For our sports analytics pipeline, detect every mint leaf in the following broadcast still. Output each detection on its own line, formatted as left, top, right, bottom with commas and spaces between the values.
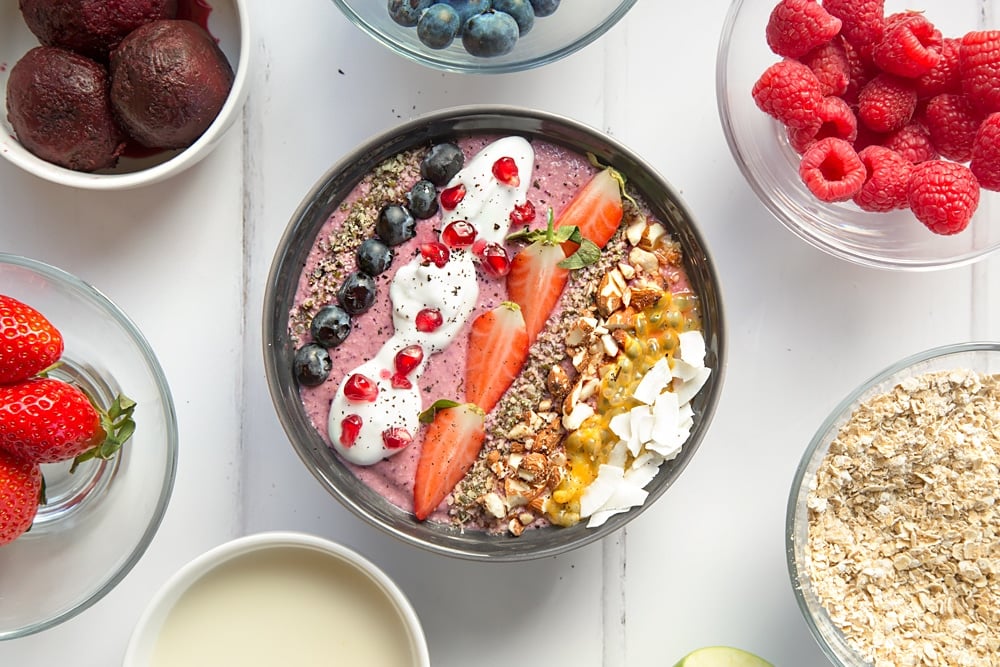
418, 399, 461, 424
558, 238, 602, 269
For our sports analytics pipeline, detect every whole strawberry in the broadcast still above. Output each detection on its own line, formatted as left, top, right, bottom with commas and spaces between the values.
0, 377, 135, 466
0, 448, 42, 547
0, 295, 64, 385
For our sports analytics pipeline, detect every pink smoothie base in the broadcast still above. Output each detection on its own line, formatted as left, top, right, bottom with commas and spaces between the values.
294, 135, 602, 521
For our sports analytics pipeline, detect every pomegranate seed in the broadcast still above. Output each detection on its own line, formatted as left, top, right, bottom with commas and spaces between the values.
382, 427, 412, 450
440, 183, 466, 210
492, 156, 520, 186
391, 374, 412, 389
343, 373, 378, 402
415, 308, 443, 332
477, 242, 510, 278
394, 344, 424, 375
339, 414, 363, 447
509, 200, 535, 225
419, 242, 450, 268
441, 220, 477, 248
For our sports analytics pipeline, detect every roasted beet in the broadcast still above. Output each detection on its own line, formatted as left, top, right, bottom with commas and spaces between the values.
109, 20, 234, 149
19, 0, 178, 61
6, 46, 127, 172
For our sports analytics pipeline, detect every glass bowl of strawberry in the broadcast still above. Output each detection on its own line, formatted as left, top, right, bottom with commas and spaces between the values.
719, 0, 1000, 269
264, 105, 725, 560
0, 253, 177, 639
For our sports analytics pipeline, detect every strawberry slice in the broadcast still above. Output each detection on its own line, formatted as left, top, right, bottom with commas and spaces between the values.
466, 302, 529, 413
554, 167, 625, 252
413, 401, 486, 521
506, 228, 569, 345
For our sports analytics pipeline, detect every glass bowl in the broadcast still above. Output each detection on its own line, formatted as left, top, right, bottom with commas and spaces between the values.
263, 105, 726, 561
787, 342, 1000, 666
330, 0, 637, 74
717, 0, 1000, 270
0, 253, 178, 640
0, 0, 250, 190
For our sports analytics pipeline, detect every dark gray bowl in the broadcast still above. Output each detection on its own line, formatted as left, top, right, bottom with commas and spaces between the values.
263, 105, 726, 561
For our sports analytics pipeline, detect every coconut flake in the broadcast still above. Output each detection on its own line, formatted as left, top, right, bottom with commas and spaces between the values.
678, 330, 706, 368
633, 357, 671, 405
675, 366, 711, 406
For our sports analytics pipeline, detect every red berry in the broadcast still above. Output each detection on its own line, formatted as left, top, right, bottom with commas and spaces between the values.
0, 295, 64, 385
788, 95, 858, 153
801, 39, 851, 97
872, 11, 942, 79
343, 373, 378, 402
922, 94, 982, 163
382, 427, 412, 450
0, 449, 40, 546
752, 59, 824, 131
441, 219, 477, 249
509, 200, 536, 225
907, 160, 980, 235
853, 145, 913, 212
492, 156, 520, 186
798, 137, 866, 202
393, 344, 424, 376
970, 112, 1000, 191
419, 241, 450, 268
440, 183, 466, 210
765, 0, 842, 59
415, 308, 443, 332
881, 122, 939, 163
822, 0, 885, 61
477, 242, 511, 278
340, 414, 362, 447
858, 74, 917, 133
840, 36, 876, 105
915, 37, 961, 98
960, 30, 1000, 114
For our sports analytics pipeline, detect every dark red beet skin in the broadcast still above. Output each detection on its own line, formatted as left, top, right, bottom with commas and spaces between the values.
109, 19, 234, 149
19, 0, 179, 61
6, 46, 127, 172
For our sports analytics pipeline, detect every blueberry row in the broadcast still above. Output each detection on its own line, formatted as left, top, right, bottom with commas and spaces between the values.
293, 143, 467, 386
388, 0, 560, 58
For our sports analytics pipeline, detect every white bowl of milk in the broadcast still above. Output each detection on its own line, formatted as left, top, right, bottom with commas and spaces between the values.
124, 531, 430, 666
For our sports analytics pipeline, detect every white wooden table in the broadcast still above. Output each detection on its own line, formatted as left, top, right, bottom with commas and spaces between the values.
2, 1, 995, 665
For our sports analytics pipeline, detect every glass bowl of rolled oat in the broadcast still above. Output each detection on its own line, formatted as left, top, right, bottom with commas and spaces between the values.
787, 342, 1000, 666
263, 105, 725, 560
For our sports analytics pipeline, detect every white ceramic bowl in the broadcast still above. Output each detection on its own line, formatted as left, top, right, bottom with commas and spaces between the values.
0, 0, 250, 190
718, 0, 1000, 270
124, 532, 430, 667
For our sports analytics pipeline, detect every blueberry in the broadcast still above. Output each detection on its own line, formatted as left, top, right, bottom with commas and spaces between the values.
293, 343, 332, 386
528, 0, 558, 17
462, 10, 519, 57
356, 238, 394, 275
417, 3, 461, 49
337, 271, 377, 315
407, 179, 439, 219
375, 204, 417, 246
492, 0, 534, 35
420, 143, 464, 186
310, 305, 352, 348
443, 0, 492, 34
388, 0, 433, 27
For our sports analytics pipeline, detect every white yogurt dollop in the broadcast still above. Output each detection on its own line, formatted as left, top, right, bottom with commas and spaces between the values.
329, 136, 534, 465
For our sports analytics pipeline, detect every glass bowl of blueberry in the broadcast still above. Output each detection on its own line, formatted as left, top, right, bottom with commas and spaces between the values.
331, 0, 637, 73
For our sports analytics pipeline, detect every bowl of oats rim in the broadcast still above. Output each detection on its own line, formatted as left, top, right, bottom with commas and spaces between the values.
787, 342, 1000, 666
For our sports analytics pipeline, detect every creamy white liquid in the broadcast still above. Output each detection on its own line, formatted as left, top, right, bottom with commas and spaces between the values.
149, 547, 419, 667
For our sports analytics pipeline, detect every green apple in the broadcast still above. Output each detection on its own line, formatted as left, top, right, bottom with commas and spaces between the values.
673, 646, 774, 667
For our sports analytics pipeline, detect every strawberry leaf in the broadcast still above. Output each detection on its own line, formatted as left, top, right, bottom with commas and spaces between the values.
70, 393, 137, 473
418, 399, 461, 424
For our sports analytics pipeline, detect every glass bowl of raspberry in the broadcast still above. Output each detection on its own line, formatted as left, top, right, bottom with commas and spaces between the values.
718, 0, 1000, 269
0, 253, 178, 639
330, 0, 636, 74
787, 342, 1000, 665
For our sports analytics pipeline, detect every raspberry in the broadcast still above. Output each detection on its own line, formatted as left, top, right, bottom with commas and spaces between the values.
970, 112, 1000, 191
822, 0, 885, 61
766, 0, 842, 59
881, 122, 939, 163
853, 145, 913, 212
798, 137, 866, 202
787, 95, 858, 153
907, 160, 980, 235
840, 36, 876, 105
921, 94, 982, 162
858, 74, 917, 133
872, 12, 942, 78
960, 30, 1000, 113
752, 59, 824, 130
800, 39, 851, 97
914, 37, 961, 98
